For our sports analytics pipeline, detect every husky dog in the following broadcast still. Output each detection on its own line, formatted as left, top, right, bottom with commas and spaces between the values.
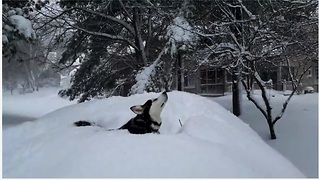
74, 91, 168, 134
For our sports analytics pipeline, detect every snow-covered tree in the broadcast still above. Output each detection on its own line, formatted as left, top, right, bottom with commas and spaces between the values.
188, 0, 318, 139
170, 0, 197, 88
2, 0, 64, 92
2, 1, 38, 92
45, 1, 184, 101
3, 3, 36, 59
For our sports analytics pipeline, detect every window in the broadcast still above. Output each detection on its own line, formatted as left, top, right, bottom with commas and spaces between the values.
200, 85, 207, 93
217, 69, 224, 83
200, 70, 206, 84
199, 68, 225, 94
226, 72, 232, 82
184, 71, 196, 87
281, 66, 296, 81
207, 70, 215, 84
307, 69, 312, 78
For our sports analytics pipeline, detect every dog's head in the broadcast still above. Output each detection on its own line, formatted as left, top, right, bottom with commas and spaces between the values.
130, 91, 168, 122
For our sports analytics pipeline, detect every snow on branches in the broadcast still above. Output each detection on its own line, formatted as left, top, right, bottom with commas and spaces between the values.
130, 48, 166, 95
130, 60, 159, 94
8, 15, 36, 40
3, 4, 36, 44
166, 16, 196, 56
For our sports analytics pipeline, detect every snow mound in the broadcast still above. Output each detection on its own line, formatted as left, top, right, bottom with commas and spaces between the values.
3, 91, 304, 178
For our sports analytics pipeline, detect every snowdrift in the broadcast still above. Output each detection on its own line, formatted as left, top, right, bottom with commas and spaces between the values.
2, 87, 76, 118
3, 91, 304, 178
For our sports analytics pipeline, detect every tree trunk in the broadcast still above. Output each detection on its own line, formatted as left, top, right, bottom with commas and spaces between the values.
232, 69, 241, 116
21, 83, 25, 92
10, 86, 13, 95
267, 118, 277, 139
181, 55, 184, 92
133, 7, 147, 67
177, 51, 182, 91
23, 60, 35, 91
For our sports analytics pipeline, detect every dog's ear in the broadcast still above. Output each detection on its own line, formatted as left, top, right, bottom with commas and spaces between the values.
130, 100, 152, 115
130, 105, 144, 115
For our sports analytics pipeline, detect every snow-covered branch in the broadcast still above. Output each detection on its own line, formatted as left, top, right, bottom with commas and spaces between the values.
166, 16, 197, 56
241, 79, 268, 120
130, 47, 167, 94
272, 60, 313, 125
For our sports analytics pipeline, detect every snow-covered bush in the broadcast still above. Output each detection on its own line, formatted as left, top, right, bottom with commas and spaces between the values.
304, 86, 314, 94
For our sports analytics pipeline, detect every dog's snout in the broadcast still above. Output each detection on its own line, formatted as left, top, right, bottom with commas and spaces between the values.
162, 91, 167, 96
162, 91, 168, 100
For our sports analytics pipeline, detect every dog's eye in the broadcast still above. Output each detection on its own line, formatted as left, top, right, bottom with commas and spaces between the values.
160, 103, 165, 107
152, 98, 158, 102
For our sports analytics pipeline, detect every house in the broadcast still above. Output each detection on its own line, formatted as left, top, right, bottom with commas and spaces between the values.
183, 67, 230, 96
182, 59, 318, 96
264, 58, 319, 93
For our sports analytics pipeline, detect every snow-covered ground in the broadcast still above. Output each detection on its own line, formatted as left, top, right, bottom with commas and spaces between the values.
2, 89, 304, 178
212, 90, 318, 178
2, 87, 76, 119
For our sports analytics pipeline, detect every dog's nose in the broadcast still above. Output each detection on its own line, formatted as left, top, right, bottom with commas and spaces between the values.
162, 91, 168, 99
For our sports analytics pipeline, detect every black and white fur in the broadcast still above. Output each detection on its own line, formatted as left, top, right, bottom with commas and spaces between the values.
74, 91, 168, 134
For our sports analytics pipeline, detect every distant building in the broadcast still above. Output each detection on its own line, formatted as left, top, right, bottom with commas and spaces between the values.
181, 59, 318, 96
183, 67, 229, 96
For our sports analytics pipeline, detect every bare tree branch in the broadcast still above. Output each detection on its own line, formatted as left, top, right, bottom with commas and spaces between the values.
74, 7, 135, 35
64, 20, 139, 51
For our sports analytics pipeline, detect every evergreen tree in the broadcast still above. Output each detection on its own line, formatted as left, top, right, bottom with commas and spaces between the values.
2, 0, 48, 91
55, 0, 185, 102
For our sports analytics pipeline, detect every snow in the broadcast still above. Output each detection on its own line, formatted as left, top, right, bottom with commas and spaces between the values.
4, 24, 14, 32
9, 15, 36, 40
130, 49, 165, 94
130, 62, 158, 94
216, 42, 237, 51
212, 90, 318, 178
166, 16, 196, 55
7, 10, 16, 16
304, 86, 314, 91
167, 16, 194, 43
3, 90, 304, 178
15, 8, 23, 15
2, 87, 76, 119
254, 71, 266, 85
2, 35, 9, 43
